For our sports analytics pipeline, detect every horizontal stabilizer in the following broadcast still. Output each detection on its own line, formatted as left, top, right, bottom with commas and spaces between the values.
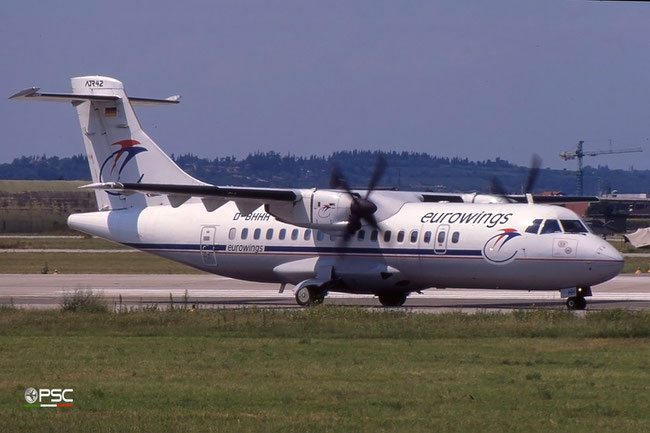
9, 87, 180, 106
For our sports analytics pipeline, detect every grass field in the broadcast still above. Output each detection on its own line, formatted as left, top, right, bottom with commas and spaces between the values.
623, 256, 650, 273
0, 236, 127, 250
0, 180, 88, 193
0, 308, 647, 432
0, 251, 205, 274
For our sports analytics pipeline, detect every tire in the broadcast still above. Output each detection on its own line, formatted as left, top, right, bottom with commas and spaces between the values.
296, 285, 324, 307
312, 293, 326, 305
295, 286, 313, 306
377, 292, 408, 307
566, 296, 586, 311
566, 297, 577, 310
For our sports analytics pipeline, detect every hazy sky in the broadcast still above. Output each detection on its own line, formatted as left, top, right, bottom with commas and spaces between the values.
3, 0, 650, 170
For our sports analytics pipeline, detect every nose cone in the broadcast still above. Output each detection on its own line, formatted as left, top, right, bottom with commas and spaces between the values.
594, 240, 625, 280
595, 241, 624, 262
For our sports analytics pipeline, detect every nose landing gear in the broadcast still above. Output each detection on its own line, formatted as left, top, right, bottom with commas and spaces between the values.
562, 286, 591, 310
566, 296, 587, 310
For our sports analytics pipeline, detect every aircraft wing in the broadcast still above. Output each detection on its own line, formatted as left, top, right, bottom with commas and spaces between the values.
421, 192, 598, 204
81, 182, 299, 202
503, 195, 599, 204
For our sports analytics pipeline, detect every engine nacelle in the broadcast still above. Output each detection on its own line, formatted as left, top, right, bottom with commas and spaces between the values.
265, 189, 352, 232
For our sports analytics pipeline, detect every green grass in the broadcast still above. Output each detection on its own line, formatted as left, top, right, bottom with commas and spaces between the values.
0, 308, 647, 432
0, 251, 206, 274
0, 236, 127, 250
623, 256, 650, 273
0, 180, 88, 193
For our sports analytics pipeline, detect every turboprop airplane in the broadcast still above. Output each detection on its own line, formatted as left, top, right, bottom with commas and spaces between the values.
10, 76, 624, 310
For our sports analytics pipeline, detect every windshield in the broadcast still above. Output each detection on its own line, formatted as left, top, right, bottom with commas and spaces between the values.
540, 219, 562, 234
560, 219, 589, 233
525, 219, 543, 234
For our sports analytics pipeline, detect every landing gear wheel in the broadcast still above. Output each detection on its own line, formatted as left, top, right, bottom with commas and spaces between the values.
295, 286, 312, 306
295, 286, 325, 307
312, 293, 326, 305
377, 292, 408, 307
566, 296, 587, 311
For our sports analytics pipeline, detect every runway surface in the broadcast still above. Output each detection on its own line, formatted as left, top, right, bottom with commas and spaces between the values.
1, 273, 649, 311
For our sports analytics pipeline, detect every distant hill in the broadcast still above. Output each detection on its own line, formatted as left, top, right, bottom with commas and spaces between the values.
1, 151, 648, 195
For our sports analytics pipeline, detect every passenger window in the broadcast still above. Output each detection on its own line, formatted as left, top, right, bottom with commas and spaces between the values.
316, 231, 325, 241
357, 230, 365, 241
241, 228, 249, 240
291, 229, 299, 241
228, 228, 236, 240
560, 220, 588, 233
397, 231, 405, 243
384, 231, 392, 242
451, 232, 460, 243
541, 219, 562, 234
525, 219, 543, 234
304, 229, 312, 241
254, 228, 261, 240
423, 231, 432, 243
266, 228, 273, 240
410, 230, 418, 243
437, 231, 446, 243
279, 229, 286, 240
370, 230, 378, 242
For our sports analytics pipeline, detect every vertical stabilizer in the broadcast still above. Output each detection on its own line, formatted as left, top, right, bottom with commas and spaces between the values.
69, 76, 205, 210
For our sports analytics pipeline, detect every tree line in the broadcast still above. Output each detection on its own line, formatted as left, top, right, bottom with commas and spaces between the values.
1, 151, 648, 195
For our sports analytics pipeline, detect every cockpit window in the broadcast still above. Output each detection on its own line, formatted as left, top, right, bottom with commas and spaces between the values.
525, 219, 543, 234
560, 219, 588, 233
540, 219, 562, 234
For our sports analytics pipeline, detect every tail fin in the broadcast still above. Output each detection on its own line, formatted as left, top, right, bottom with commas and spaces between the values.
11, 75, 205, 210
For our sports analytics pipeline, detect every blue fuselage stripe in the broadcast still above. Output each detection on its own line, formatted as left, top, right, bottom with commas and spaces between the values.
124, 242, 483, 257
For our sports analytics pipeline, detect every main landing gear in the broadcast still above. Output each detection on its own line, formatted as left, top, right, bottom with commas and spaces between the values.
377, 292, 408, 307
295, 285, 326, 307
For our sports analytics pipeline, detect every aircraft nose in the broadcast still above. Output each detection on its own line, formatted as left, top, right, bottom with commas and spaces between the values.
595, 241, 624, 262
593, 240, 625, 279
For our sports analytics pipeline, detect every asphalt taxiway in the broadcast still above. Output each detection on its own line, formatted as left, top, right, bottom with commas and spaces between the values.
0, 273, 648, 311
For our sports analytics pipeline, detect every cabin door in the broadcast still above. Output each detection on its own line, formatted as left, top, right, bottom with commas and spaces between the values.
200, 226, 217, 266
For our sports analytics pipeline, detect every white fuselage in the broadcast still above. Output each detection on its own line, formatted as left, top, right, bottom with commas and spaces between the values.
68, 198, 624, 294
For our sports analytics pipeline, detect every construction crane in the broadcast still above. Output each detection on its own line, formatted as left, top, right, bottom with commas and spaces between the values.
560, 140, 643, 195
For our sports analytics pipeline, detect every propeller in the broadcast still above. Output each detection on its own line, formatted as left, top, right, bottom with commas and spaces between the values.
330, 155, 387, 239
524, 153, 542, 194
489, 153, 542, 200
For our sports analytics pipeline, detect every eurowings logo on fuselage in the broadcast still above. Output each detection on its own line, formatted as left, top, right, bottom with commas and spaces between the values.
99, 140, 147, 182
482, 228, 522, 264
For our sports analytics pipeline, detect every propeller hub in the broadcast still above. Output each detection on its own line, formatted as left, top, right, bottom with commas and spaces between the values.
350, 198, 377, 218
